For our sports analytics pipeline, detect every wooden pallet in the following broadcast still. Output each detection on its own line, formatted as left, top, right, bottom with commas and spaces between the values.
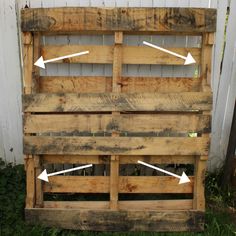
21, 7, 216, 232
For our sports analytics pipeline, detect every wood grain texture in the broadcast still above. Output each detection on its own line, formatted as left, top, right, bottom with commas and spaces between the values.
39, 76, 201, 93
24, 136, 210, 155
43, 176, 193, 193
41, 45, 200, 65
25, 208, 204, 231
24, 114, 211, 134
44, 199, 193, 210
25, 157, 35, 208
42, 155, 196, 165
23, 92, 212, 112
21, 7, 216, 33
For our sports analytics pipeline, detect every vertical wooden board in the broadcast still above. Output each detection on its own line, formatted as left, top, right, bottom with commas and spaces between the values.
34, 155, 43, 207
110, 31, 123, 209
193, 157, 206, 211
25, 156, 35, 208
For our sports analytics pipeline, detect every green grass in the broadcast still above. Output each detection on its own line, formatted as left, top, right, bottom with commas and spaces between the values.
0, 160, 236, 236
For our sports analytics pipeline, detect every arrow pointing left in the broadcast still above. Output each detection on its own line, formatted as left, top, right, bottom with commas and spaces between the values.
38, 164, 93, 182
34, 50, 89, 69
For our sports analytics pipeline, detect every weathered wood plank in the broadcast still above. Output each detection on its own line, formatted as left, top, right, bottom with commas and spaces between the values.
193, 157, 206, 211
110, 32, 123, 210
39, 76, 201, 93
21, 7, 216, 33
24, 114, 211, 134
42, 155, 195, 165
41, 45, 200, 65
23, 92, 212, 112
43, 176, 193, 193
25, 208, 204, 231
44, 199, 193, 210
39, 76, 112, 93
24, 136, 210, 155
25, 156, 35, 208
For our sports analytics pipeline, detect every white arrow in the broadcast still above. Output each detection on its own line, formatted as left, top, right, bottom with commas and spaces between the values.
137, 160, 190, 184
37, 164, 93, 182
34, 50, 89, 69
143, 41, 196, 65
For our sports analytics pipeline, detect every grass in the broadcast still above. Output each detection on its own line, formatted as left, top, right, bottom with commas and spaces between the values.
0, 159, 236, 236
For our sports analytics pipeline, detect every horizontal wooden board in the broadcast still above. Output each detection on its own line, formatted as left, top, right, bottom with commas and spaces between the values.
21, 7, 216, 33
25, 208, 204, 231
43, 176, 193, 193
41, 45, 200, 65
39, 76, 202, 93
44, 199, 193, 210
23, 92, 212, 112
24, 136, 209, 155
24, 114, 211, 134
42, 155, 196, 164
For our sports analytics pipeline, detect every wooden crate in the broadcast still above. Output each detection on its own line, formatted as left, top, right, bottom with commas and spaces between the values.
21, 7, 216, 232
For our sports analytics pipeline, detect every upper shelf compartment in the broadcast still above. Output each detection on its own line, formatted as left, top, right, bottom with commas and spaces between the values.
21, 7, 217, 34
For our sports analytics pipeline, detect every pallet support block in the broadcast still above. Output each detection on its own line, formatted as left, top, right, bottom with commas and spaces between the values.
21, 7, 216, 232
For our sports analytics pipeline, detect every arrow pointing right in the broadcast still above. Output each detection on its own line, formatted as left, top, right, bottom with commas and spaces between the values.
143, 41, 196, 65
137, 160, 190, 184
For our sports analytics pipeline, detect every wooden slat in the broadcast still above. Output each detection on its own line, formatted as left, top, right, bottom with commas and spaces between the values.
24, 136, 210, 155
42, 45, 112, 64
25, 208, 204, 231
41, 45, 200, 65
193, 157, 206, 211
110, 32, 123, 210
21, 7, 216, 33
34, 155, 43, 207
24, 114, 211, 134
23, 92, 212, 112
43, 176, 109, 193
43, 176, 193, 193
39, 76, 112, 93
42, 155, 195, 165
44, 199, 193, 210
39, 76, 201, 93
25, 156, 35, 208
119, 176, 193, 193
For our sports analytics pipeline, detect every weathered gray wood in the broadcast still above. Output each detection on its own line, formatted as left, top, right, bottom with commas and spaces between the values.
25, 208, 204, 231
24, 113, 211, 134
21, 7, 216, 33
23, 136, 210, 155
23, 92, 212, 112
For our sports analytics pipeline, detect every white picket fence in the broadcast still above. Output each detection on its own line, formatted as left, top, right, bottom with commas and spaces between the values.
0, 0, 235, 171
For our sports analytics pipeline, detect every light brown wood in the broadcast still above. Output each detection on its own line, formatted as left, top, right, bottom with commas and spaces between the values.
25, 156, 35, 208
42, 155, 195, 164
43, 176, 193, 193
39, 76, 112, 93
24, 136, 210, 155
21, 7, 216, 34
44, 199, 193, 210
22, 32, 33, 94
24, 114, 211, 134
41, 45, 200, 65
110, 32, 123, 209
32, 32, 40, 93
193, 157, 206, 211
39, 76, 201, 93
23, 92, 212, 112
201, 33, 214, 90
34, 155, 43, 207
